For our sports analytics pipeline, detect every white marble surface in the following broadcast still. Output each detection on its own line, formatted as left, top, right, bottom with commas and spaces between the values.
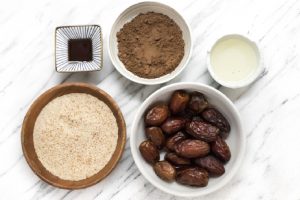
1, 0, 300, 199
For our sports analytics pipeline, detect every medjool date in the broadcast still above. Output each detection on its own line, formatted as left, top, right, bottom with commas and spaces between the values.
169, 90, 190, 114
211, 136, 231, 162
174, 139, 210, 158
188, 92, 208, 113
139, 140, 159, 164
186, 120, 219, 142
144, 104, 169, 126
194, 155, 225, 176
161, 117, 186, 135
165, 131, 187, 151
176, 167, 209, 187
202, 108, 231, 133
145, 127, 165, 149
154, 161, 176, 182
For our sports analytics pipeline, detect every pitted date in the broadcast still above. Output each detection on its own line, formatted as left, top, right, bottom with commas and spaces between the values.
188, 92, 208, 114
174, 139, 210, 158
186, 120, 219, 142
176, 167, 209, 187
202, 108, 231, 133
211, 136, 231, 162
194, 155, 225, 176
145, 127, 165, 149
161, 117, 186, 135
139, 140, 159, 165
154, 161, 176, 182
144, 104, 169, 126
165, 131, 187, 151
169, 90, 190, 114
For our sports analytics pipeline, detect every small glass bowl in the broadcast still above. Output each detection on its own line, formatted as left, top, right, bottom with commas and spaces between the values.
55, 25, 103, 72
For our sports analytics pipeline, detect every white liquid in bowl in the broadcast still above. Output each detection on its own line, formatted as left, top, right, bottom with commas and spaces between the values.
210, 36, 259, 82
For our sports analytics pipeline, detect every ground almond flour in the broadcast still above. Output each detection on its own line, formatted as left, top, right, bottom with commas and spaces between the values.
33, 93, 118, 181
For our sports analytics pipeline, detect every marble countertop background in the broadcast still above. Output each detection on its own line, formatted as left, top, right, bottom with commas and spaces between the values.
1, 0, 300, 199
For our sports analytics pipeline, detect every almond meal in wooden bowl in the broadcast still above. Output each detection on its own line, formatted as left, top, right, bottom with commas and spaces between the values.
21, 83, 126, 189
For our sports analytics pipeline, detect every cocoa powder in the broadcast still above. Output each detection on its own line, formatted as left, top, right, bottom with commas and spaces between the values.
117, 12, 185, 79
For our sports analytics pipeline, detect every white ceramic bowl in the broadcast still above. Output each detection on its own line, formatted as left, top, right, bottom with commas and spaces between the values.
207, 34, 264, 88
108, 1, 192, 85
130, 82, 245, 197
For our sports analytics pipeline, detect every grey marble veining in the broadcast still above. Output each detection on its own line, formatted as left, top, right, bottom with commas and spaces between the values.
0, 0, 300, 199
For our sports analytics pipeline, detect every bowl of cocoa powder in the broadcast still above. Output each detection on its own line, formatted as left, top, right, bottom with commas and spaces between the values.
108, 2, 192, 85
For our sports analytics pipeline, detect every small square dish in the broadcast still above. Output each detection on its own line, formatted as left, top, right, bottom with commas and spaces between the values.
55, 25, 103, 72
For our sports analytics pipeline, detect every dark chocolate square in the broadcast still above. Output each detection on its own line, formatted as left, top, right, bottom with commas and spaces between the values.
68, 39, 93, 61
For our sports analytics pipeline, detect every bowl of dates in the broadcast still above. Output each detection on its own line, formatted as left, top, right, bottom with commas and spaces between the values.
130, 82, 245, 197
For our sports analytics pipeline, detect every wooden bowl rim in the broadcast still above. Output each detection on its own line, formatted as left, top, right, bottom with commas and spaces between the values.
21, 82, 126, 189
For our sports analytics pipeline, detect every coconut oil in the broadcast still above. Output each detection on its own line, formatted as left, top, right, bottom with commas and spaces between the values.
210, 36, 259, 82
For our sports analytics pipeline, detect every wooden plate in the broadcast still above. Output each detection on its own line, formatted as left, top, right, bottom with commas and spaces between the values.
21, 82, 126, 189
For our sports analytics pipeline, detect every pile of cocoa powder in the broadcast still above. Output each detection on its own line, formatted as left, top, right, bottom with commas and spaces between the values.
117, 12, 185, 79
